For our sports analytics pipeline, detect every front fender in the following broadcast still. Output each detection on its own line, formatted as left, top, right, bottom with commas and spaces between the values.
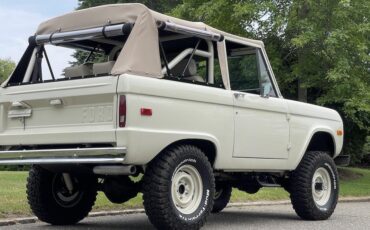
291, 126, 342, 169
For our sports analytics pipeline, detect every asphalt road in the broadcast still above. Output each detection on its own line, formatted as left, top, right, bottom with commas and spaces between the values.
4, 201, 370, 230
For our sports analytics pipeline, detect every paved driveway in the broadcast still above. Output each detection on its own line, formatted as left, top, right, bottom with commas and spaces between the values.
4, 201, 370, 230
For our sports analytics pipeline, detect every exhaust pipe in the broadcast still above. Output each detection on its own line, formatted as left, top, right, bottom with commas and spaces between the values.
93, 165, 137, 176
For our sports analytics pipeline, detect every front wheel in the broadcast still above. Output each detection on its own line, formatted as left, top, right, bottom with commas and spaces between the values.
289, 151, 339, 220
143, 145, 215, 230
27, 166, 98, 225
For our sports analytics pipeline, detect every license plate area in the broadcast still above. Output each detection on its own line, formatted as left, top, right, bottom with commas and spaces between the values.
8, 108, 32, 119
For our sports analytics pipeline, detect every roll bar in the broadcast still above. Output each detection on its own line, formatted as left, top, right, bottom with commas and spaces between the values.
31, 23, 133, 45
157, 21, 224, 42
31, 21, 223, 45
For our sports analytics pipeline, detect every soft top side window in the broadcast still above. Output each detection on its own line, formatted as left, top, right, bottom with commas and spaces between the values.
158, 32, 224, 88
226, 40, 277, 97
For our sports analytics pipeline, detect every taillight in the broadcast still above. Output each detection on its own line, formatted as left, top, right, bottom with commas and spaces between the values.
119, 95, 126, 127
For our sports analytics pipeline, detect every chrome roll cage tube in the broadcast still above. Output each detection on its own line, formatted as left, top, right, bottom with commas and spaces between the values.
158, 21, 220, 83
30, 23, 134, 46
161, 44, 214, 83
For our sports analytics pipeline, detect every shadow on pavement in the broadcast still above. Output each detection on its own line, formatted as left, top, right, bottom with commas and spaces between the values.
29, 210, 300, 230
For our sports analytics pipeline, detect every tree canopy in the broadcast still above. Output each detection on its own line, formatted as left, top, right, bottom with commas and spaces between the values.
0, 58, 15, 84
77, 0, 370, 163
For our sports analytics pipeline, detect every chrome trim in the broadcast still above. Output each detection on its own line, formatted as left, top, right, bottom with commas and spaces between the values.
0, 147, 126, 165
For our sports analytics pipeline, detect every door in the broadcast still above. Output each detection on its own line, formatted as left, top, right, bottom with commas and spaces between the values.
233, 93, 289, 159
226, 42, 289, 159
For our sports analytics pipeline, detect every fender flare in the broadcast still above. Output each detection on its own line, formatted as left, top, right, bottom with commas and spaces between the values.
293, 127, 337, 169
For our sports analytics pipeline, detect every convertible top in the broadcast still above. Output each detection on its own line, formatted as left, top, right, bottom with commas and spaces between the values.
35, 4, 263, 79
36, 3, 262, 46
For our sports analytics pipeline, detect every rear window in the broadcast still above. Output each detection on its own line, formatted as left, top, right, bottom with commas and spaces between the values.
6, 24, 130, 86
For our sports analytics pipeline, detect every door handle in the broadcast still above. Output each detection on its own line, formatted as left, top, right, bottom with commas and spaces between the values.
234, 93, 245, 99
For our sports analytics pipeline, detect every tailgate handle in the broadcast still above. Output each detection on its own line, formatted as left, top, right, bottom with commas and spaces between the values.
8, 101, 32, 118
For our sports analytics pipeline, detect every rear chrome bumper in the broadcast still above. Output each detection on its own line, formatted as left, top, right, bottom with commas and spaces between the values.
0, 147, 126, 165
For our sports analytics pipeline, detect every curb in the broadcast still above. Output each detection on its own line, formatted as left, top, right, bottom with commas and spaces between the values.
227, 196, 370, 208
0, 209, 145, 227
1, 197, 369, 227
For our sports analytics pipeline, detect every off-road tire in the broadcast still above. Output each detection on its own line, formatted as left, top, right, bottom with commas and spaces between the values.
289, 151, 339, 220
143, 145, 215, 230
27, 166, 98, 225
212, 183, 232, 213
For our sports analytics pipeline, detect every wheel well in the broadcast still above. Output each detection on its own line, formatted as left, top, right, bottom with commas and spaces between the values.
306, 132, 335, 156
160, 139, 217, 166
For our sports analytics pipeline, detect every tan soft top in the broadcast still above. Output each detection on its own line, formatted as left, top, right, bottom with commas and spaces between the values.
36, 3, 262, 45
36, 3, 263, 84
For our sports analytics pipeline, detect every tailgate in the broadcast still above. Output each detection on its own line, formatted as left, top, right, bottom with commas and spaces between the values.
0, 76, 118, 146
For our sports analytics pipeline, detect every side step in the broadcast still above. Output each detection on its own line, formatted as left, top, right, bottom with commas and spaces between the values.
0, 147, 126, 165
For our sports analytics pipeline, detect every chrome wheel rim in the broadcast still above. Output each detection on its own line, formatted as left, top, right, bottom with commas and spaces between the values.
312, 167, 332, 206
171, 165, 203, 215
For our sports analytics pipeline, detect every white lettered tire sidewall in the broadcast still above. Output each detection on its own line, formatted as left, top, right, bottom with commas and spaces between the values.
312, 162, 338, 211
290, 151, 339, 220
170, 157, 213, 223
143, 145, 215, 230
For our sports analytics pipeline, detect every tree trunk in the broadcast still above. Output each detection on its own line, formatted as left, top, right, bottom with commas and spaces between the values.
298, 77, 307, 102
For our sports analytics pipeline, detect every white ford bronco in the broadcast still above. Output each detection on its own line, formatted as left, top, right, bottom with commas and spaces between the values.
0, 4, 344, 230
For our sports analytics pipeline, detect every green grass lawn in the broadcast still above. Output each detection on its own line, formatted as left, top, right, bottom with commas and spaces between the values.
0, 167, 369, 219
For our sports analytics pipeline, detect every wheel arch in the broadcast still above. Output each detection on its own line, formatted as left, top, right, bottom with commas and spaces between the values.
292, 128, 337, 170
157, 139, 218, 166
306, 131, 336, 157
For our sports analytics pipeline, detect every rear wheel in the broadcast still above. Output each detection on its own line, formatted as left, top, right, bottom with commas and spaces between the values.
289, 151, 339, 220
27, 166, 97, 225
212, 183, 232, 213
143, 145, 215, 230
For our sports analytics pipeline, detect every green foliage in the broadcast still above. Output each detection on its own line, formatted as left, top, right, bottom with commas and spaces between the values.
70, 50, 107, 66
0, 165, 30, 171
364, 137, 370, 155
172, 0, 370, 164
284, 0, 370, 164
229, 54, 259, 92
0, 58, 15, 84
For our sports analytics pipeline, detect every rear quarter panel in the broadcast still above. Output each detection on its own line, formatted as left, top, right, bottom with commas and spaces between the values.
116, 74, 235, 166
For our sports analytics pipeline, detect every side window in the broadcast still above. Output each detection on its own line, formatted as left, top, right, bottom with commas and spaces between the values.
257, 51, 276, 97
228, 51, 259, 93
227, 41, 276, 97
159, 36, 224, 88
